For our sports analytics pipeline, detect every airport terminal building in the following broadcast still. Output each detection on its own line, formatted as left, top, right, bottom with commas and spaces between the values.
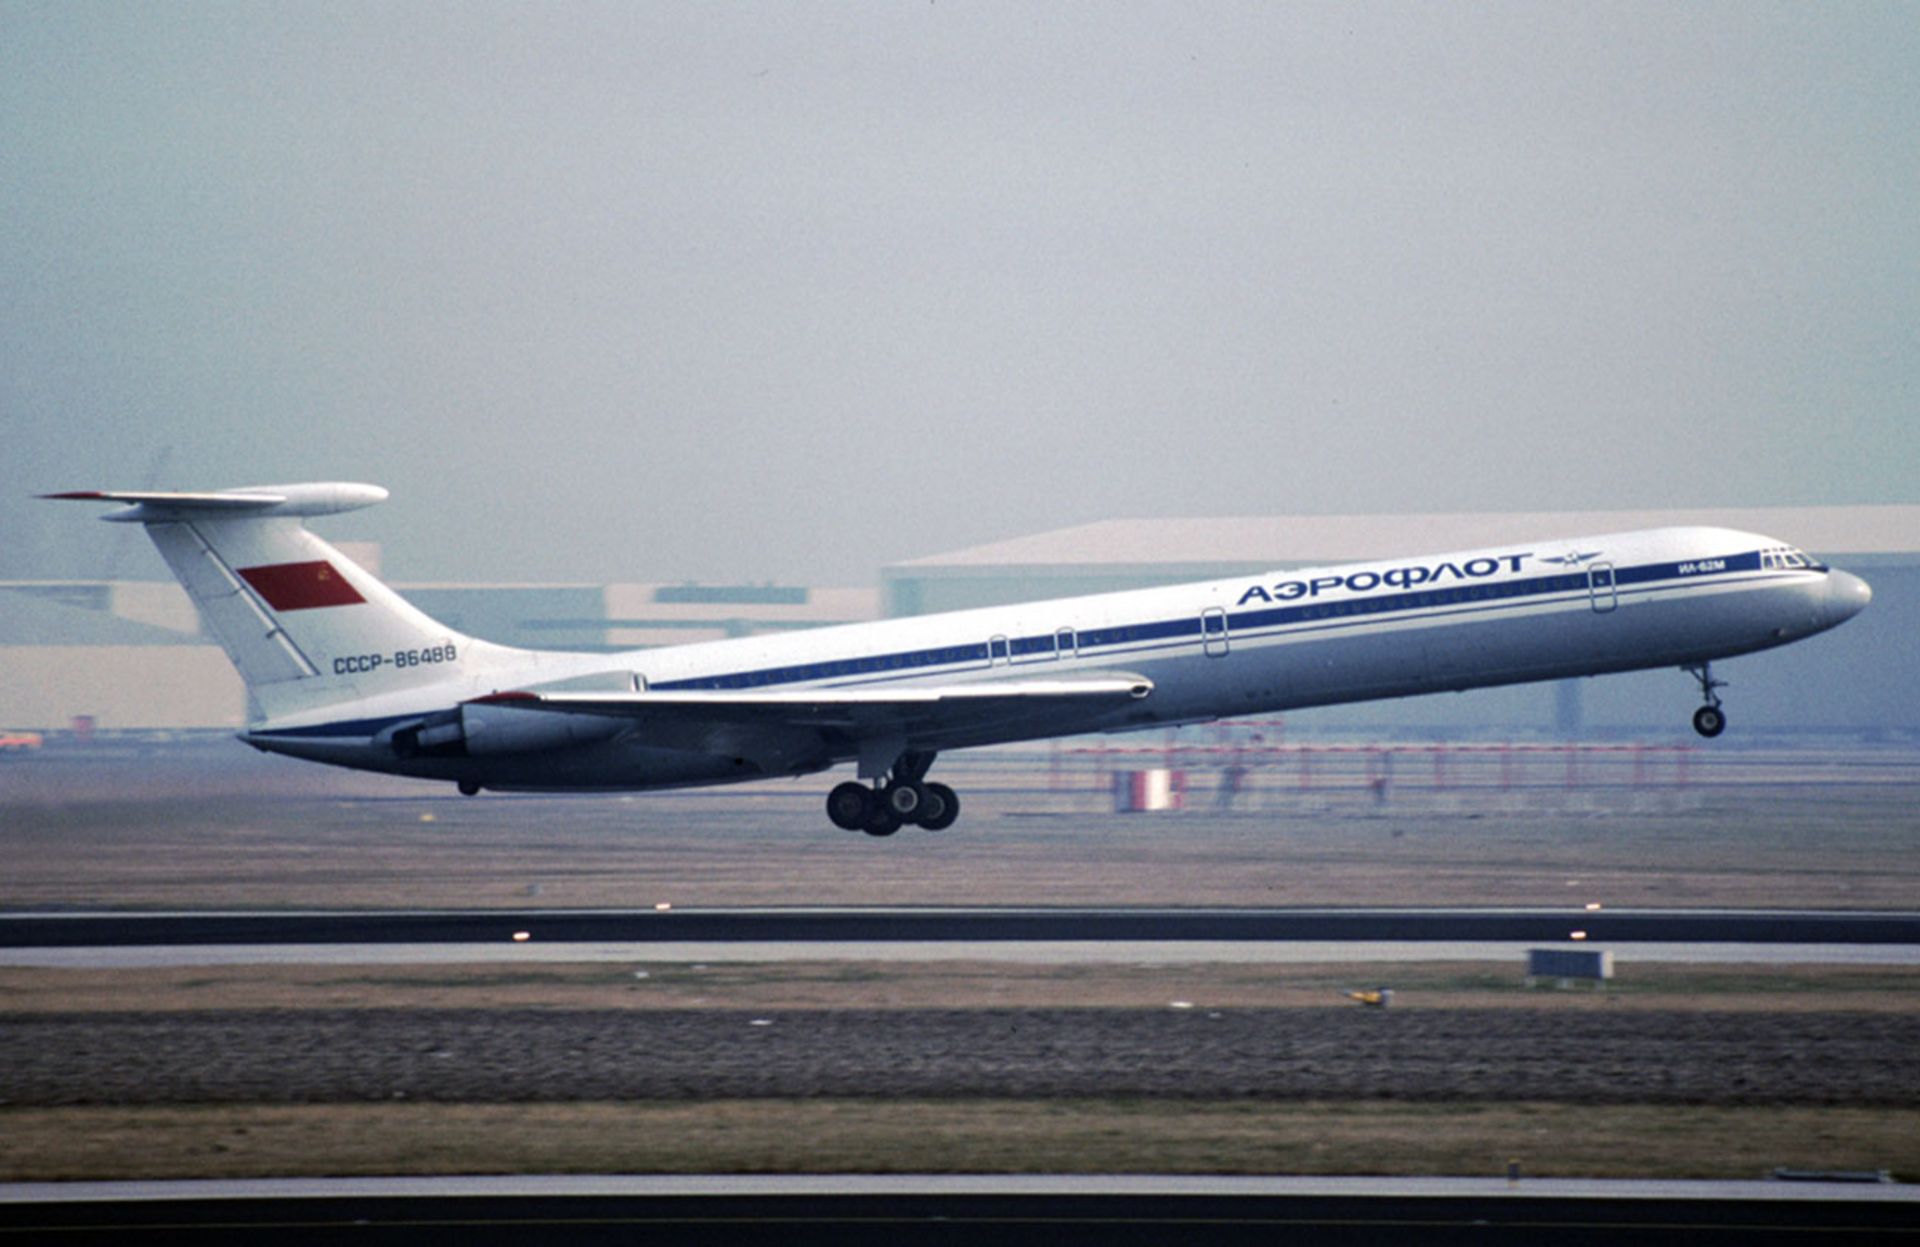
5, 506, 1915, 738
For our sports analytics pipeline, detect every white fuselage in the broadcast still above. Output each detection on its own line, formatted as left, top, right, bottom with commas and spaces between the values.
245, 525, 1871, 791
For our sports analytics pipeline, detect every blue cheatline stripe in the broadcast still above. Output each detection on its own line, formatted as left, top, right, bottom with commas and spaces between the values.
651, 552, 1779, 693
261, 552, 1792, 736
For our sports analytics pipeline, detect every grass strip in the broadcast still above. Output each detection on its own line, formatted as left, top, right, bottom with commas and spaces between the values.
7, 962, 1919, 1014
4, 1101, 1914, 1183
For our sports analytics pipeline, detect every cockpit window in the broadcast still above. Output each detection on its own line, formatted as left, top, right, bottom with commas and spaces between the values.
1761, 546, 1828, 572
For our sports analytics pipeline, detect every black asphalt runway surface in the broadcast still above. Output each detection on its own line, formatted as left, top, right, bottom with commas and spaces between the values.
5, 906, 1919, 948
5, 1179, 1917, 1246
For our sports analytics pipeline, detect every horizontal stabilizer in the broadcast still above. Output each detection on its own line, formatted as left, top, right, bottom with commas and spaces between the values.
41, 483, 387, 522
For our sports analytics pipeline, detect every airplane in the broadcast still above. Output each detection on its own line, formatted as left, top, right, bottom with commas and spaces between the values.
46, 482, 1872, 835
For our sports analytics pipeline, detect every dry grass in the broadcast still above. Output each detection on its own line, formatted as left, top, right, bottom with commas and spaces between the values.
2, 1101, 1914, 1182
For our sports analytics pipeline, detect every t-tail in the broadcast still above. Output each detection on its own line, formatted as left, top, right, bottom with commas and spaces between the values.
42, 484, 509, 722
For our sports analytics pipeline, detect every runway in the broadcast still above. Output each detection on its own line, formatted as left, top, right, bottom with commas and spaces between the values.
6, 909, 1916, 1240
3, 1175, 1916, 1245
5, 906, 1918, 968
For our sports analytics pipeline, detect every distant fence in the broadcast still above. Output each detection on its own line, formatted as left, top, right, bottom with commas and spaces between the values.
945, 729, 1920, 813
1054, 740, 1699, 797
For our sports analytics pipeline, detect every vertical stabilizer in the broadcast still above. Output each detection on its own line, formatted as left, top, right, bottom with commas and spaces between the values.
43, 484, 501, 721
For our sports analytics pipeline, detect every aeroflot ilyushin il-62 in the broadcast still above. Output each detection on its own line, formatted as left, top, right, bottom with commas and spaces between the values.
48, 483, 1871, 836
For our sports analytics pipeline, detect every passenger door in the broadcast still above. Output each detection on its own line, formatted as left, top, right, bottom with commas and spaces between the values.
1587, 563, 1617, 613
1201, 607, 1230, 657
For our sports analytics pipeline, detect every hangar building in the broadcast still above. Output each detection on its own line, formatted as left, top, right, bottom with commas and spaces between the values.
0, 575, 877, 730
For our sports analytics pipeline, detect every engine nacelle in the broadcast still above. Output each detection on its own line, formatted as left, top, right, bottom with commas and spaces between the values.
460, 701, 622, 756
390, 701, 621, 758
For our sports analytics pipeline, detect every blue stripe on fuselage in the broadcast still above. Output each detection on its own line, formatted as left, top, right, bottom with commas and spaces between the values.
651, 552, 1777, 692
259, 552, 1790, 736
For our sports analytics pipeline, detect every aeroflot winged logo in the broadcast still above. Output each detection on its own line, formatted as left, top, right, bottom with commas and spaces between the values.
1236, 552, 1535, 606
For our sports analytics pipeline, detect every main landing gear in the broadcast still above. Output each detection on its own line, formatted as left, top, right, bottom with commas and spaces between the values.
1684, 662, 1728, 738
826, 750, 960, 836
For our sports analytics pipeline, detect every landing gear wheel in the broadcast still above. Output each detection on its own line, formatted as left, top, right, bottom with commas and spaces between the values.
1683, 663, 1729, 740
917, 782, 960, 831
827, 781, 872, 831
827, 749, 951, 836
884, 782, 926, 819
862, 802, 904, 837
457, 779, 480, 797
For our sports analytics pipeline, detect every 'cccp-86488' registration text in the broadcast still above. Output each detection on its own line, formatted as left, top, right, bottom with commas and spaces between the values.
333, 644, 458, 675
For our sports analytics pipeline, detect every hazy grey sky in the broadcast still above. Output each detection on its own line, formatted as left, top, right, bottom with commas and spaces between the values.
5, 2, 1916, 585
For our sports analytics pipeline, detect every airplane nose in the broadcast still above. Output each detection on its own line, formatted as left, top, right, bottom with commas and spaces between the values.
1824, 570, 1872, 626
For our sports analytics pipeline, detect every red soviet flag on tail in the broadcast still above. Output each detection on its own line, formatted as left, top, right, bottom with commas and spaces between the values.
238, 561, 367, 611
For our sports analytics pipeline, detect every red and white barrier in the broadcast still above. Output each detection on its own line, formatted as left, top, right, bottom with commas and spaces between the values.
1113, 768, 1185, 812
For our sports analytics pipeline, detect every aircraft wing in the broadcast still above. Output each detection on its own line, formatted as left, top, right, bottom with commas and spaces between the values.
467, 675, 1155, 773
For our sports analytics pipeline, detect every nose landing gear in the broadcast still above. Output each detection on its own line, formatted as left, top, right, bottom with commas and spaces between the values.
825, 750, 960, 835
1684, 663, 1728, 738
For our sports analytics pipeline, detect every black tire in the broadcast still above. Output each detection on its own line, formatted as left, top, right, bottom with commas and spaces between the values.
1693, 705, 1727, 738
827, 781, 872, 831
917, 782, 960, 831
457, 779, 481, 797
863, 803, 904, 837
885, 782, 926, 818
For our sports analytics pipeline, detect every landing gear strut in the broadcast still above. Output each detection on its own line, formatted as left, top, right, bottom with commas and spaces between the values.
1684, 663, 1727, 738
825, 750, 960, 836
